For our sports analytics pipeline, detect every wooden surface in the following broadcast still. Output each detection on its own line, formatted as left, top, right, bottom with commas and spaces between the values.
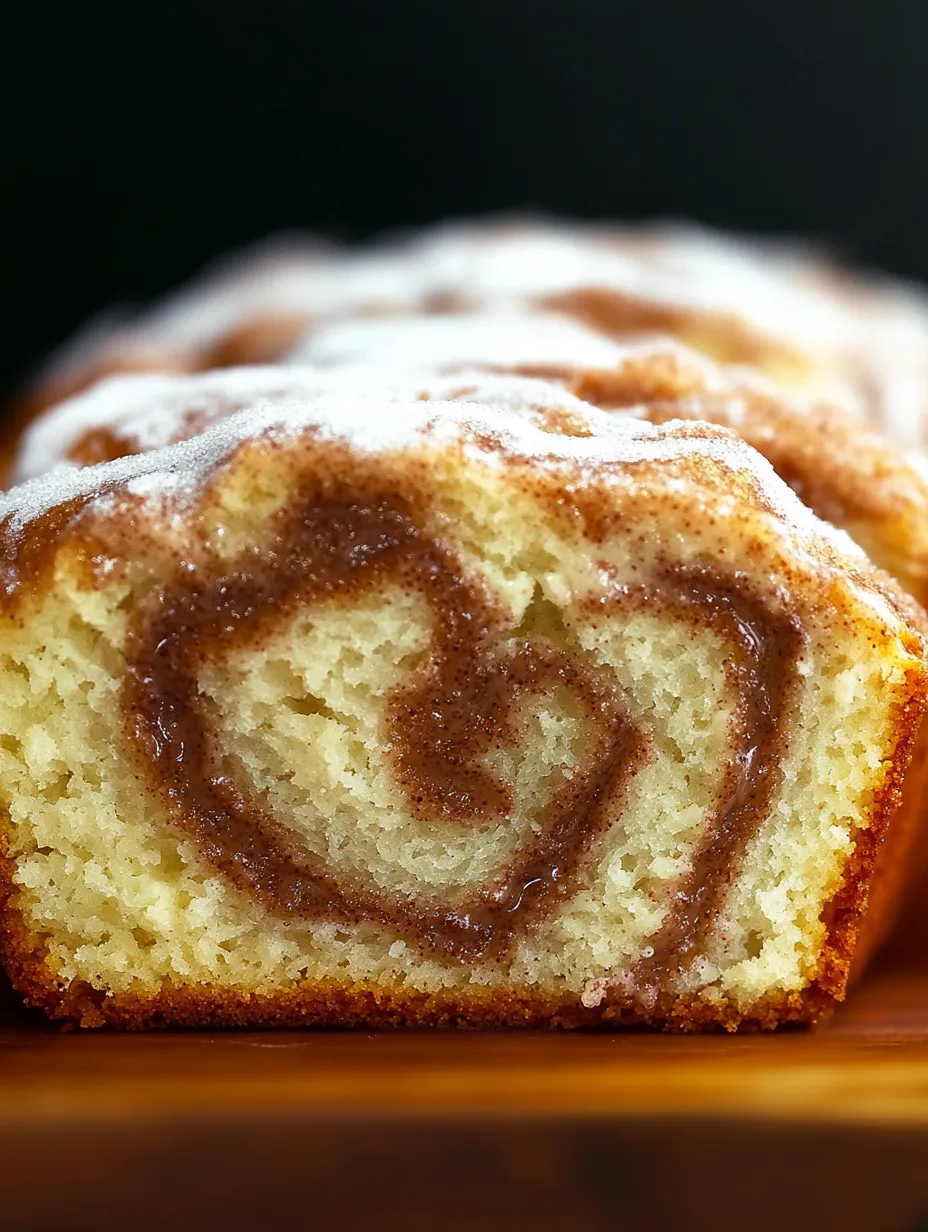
3, 931, 928, 1230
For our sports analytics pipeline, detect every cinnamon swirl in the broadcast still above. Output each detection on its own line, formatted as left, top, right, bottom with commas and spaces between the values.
0, 385, 923, 1029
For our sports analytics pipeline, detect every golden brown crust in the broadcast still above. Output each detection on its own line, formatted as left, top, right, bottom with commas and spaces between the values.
8, 350, 196, 432
2, 312, 311, 488
837, 677, 928, 976
539, 288, 809, 375
199, 311, 316, 369
13, 314, 310, 424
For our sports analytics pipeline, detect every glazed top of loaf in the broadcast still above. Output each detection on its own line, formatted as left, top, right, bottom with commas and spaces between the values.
15, 329, 928, 594
15, 327, 716, 481
60, 219, 928, 356
30, 220, 928, 440
2, 376, 922, 642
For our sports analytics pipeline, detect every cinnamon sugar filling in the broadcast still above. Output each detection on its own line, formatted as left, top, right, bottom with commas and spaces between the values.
108, 476, 804, 992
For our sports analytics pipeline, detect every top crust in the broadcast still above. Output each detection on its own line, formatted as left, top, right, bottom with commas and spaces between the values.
2, 382, 920, 643
13, 328, 928, 609
19, 218, 928, 447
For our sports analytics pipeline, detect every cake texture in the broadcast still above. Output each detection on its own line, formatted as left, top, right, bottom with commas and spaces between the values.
0, 383, 925, 1030
17, 218, 928, 448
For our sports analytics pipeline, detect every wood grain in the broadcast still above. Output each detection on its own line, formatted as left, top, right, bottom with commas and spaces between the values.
2, 966, 928, 1126
3, 946, 928, 1231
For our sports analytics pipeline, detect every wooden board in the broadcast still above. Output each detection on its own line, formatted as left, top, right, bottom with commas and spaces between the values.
4, 927, 928, 1232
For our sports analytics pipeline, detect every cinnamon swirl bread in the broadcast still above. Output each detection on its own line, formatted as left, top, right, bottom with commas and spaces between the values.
0, 386, 924, 1030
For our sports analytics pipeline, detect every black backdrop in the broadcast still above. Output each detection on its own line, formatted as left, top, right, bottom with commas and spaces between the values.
6, 0, 928, 397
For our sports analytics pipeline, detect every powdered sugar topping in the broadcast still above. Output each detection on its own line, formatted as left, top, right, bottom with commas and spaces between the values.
28, 218, 928, 454
15, 325, 739, 484
1, 379, 864, 577
289, 310, 678, 372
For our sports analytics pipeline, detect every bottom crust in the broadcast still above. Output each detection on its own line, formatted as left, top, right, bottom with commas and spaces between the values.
0, 939, 834, 1033
0, 864, 867, 1034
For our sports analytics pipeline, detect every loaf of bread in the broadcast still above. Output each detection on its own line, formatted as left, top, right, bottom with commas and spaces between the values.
0, 378, 924, 1029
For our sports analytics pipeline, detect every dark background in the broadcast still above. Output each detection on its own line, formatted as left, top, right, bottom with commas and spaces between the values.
6, 0, 928, 397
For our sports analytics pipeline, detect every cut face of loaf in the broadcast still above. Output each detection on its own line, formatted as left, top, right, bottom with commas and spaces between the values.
0, 393, 924, 1030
